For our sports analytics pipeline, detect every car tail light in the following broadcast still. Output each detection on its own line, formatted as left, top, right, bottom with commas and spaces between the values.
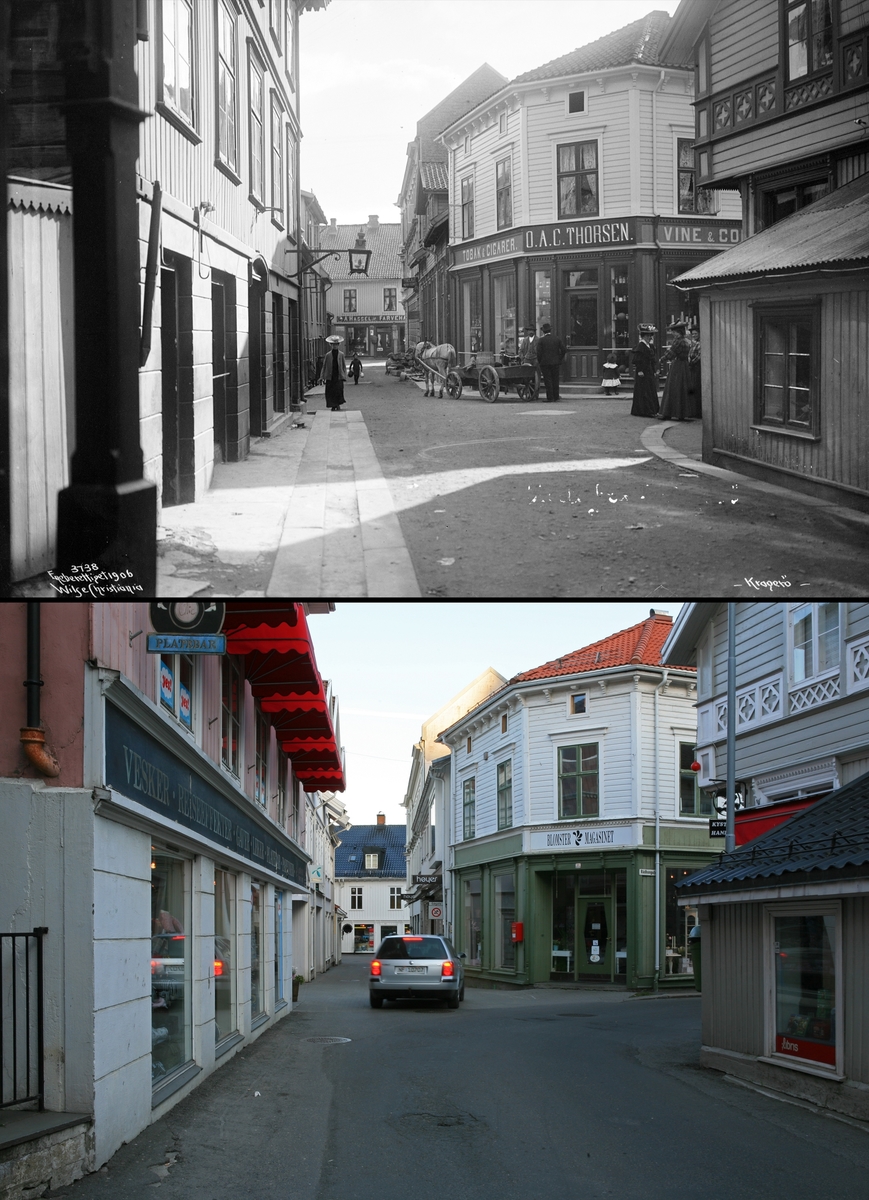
441, 961, 454, 977
371, 960, 382, 977
214, 960, 224, 977
403, 936, 423, 941
150, 960, 158, 975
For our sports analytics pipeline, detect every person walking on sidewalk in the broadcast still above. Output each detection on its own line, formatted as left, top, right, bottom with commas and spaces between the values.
535, 323, 566, 402
349, 352, 363, 385
321, 335, 347, 410
630, 324, 659, 417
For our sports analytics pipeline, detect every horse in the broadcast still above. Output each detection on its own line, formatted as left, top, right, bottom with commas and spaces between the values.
414, 341, 457, 398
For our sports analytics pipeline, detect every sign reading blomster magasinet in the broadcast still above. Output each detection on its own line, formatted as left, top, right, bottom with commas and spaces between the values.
528, 825, 635, 851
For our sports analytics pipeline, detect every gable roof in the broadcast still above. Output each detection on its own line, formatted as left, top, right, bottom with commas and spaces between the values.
678, 771, 869, 895
319, 220, 402, 281
508, 610, 689, 684
417, 63, 508, 157
512, 10, 681, 84
334, 824, 406, 878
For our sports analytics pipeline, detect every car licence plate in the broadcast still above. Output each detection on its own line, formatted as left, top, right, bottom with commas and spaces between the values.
395, 965, 426, 974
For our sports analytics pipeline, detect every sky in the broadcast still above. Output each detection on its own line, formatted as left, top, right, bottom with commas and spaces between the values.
308, 601, 687, 827
299, 0, 682, 225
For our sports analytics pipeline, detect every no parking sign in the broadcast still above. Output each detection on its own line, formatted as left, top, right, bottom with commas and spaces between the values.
428, 903, 444, 921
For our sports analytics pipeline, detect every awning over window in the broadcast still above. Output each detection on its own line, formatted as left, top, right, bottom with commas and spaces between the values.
224, 604, 345, 792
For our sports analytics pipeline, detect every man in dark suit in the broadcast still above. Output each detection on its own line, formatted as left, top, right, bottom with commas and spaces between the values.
535, 323, 566, 401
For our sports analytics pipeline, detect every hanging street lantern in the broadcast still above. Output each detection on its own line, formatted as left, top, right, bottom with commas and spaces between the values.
348, 228, 372, 276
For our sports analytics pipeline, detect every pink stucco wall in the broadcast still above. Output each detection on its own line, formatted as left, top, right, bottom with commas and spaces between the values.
0, 602, 89, 786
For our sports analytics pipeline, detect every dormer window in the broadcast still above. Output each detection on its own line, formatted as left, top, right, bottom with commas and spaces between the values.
364, 852, 380, 869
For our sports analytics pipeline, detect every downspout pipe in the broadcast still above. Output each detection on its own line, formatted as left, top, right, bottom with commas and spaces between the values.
20, 602, 61, 777
726, 603, 737, 853
653, 667, 669, 991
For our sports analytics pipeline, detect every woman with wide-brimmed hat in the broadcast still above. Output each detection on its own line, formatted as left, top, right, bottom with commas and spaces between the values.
658, 320, 693, 421
630, 324, 659, 416
321, 335, 347, 410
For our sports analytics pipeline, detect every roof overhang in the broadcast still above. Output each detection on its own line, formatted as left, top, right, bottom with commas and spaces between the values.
224, 603, 345, 791
660, 602, 719, 665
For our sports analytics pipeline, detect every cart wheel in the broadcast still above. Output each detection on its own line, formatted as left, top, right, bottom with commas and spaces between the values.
479, 365, 500, 403
516, 380, 535, 401
446, 370, 463, 400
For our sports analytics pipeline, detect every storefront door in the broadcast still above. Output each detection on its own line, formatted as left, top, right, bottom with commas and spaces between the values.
562, 268, 600, 380
577, 896, 612, 977
551, 871, 622, 981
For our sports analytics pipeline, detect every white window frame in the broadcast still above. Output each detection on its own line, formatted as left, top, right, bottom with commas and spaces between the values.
158, 652, 198, 737
565, 87, 587, 118
364, 852, 379, 869
497, 758, 513, 830
553, 737, 602, 821
550, 131, 604, 222
461, 172, 475, 240
389, 887, 402, 910
787, 602, 843, 688
462, 775, 476, 840
498, 111, 507, 137
350, 886, 362, 910
567, 691, 588, 717
761, 900, 843, 1080
674, 130, 719, 215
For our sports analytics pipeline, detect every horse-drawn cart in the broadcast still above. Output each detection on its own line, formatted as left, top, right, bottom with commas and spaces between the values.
445, 352, 539, 403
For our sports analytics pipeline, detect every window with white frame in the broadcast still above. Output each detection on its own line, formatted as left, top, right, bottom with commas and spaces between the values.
344, 289, 357, 313
679, 742, 712, 815
461, 175, 475, 239
558, 744, 599, 818
567, 89, 586, 114
557, 141, 598, 218
160, 653, 195, 730
270, 94, 284, 223
216, 0, 238, 171
497, 760, 513, 829
286, 127, 297, 236
496, 156, 512, 229
351, 886, 363, 909
498, 111, 507, 136
768, 903, 839, 1071
248, 49, 265, 203
161, 0, 195, 126
463, 777, 476, 840
501, 713, 508, 734
221, 654, 242, 775
570, 692, 587, 715
254, 707, 268, 806
364, 852, 379, 869
389, 887, 402, 910
677, 138, 717, 214
383, 287, 397, 311
790, 602, 840, 683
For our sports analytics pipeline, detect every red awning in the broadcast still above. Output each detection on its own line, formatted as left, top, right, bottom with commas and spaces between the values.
223, 604, 345, 791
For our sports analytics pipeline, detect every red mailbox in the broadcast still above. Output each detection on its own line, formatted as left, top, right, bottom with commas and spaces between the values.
511, 921, 524, 943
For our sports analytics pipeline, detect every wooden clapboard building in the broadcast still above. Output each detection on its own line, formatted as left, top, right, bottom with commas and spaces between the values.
660, 0, 869, 510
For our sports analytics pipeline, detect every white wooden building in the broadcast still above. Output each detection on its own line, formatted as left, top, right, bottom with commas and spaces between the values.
334, 820, 409, 954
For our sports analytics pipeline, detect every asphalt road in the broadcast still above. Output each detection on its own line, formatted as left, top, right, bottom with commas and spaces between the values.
53, 957, 869, 1200
331, 366, 869, 598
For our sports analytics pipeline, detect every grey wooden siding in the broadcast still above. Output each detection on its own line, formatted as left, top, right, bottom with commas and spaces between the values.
708, 0, 778, 92
847, 603, 869, 640
841, 0, 869, 36
724, 691, 869, 779
703, 902, 765, 1055
840, 756, 869, 783
843, 895, 869, 1085
708, 602, 784, 696
706, 284, 869, 497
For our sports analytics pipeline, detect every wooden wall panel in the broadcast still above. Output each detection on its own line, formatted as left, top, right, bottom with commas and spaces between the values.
843, 896, 869, 1084
709, 0, 778, 91
706, 902, 765, 1055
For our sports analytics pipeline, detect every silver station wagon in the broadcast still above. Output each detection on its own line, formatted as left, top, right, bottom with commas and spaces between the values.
369, 935, 465, 1008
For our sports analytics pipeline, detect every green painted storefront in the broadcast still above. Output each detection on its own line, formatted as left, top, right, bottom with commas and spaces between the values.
452, 825, 718, 990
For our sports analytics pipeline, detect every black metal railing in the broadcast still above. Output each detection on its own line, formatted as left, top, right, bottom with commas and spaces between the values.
1, 928, 47, 1110
709, 830, 869, 874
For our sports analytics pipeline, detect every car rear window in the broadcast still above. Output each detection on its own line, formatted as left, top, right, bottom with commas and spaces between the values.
377, 937, 446, 960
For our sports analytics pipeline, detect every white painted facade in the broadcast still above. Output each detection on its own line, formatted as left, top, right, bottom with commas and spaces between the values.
335, 877, 409, 955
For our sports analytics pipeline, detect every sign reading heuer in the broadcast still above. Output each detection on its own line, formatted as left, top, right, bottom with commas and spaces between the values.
529, 825, 634, 851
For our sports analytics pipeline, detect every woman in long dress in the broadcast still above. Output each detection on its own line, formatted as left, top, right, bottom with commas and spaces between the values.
321, 336, 347, 410
630, 325, 659, 416
687, 329, 702, 418
658, 321, 693, 421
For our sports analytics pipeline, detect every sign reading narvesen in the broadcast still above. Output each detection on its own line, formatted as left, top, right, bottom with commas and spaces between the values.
529, 826, 634, 851
104, 702, 308, 885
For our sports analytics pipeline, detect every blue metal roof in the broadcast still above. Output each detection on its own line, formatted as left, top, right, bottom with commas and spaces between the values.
678, 770, 869, 894
334, 824, 406, 879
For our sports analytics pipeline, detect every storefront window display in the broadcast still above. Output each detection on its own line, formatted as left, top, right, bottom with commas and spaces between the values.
462, 277, 482, 353
151, 852, 192, 1085
552, 872, 576, 978
493, 273, 516, 356
609, 265, 630, 366
664, 264, 698, 333
274, 890, 284, 1002
464, 878, 482, 966
773, 910, 837, 1067
251, 882, 264, 1017
494, 873, 516, 969
214, 869, 236, 1044
665, 869, 698, 975
534, 270, 551, 331
354, 923, 375, 953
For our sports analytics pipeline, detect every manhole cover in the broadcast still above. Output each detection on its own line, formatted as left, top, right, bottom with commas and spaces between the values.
304, 1036, 351, 1044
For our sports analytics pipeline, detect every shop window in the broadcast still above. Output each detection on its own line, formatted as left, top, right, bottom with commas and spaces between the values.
462, 277, 482, 353
557, 140, 598, 218
665, 869, 698, 975
461, 175, 475, 239
567, 269, 599, 347
790, 602, 840, 683
463, 777, 476, 840
496, 156, 512, 229
785, 0, 833, 81
615, 871, 627, 976
755, 305, 819, 435
270, 94, 284, 225
151, 851, 192, 1086
214, 869, 237, 1043
160, 0, 195, 126
254, 708, 268, 806
534, 270, 551, 330
761, 177, 829, 228
351, 886, 362, 909
221, 654, 242, 776
381, 924, 398, 940
464, 878, 482, 965
383, 287, 397, 312
274, 890, 284, 1001
680, 742, 713, 815
495, 873, 516, 969
551, 873, 575, 978
610, 267, 630, 358
493, 273, 516, 355
248, 49, 265, 204
677, 139, 717, 214
664, 263, 697, 332
216, 0, 238, 172
389, 887, 402, 910
354, 922, 375, 952
251, 881, 264, 1017
497, 760, 513, 829
160, 653, 195, 730
771, 908, 838, 1067
558, 744, 599, 818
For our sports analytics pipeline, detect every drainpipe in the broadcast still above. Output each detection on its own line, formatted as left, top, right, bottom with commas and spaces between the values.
653, 667, 669, 991
726, 604, 737, 853
20, 603, 61, 777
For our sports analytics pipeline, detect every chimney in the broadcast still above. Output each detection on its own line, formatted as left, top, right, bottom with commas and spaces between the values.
367, 214, 379, 229
330, 217, 337, 228
376, 812, 385, 825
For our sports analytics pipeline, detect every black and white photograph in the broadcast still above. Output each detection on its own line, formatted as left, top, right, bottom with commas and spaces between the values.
1, 0, 868, 598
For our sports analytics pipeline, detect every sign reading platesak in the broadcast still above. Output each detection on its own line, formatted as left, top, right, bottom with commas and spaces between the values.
528, 825, 635, 851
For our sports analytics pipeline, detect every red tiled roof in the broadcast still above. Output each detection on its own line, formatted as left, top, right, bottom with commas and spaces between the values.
509, 611, 694, 683
512, 10, 678, 84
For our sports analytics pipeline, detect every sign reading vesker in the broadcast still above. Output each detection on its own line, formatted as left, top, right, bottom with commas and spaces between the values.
529, 825, 634, 851
104, 701, 307, 885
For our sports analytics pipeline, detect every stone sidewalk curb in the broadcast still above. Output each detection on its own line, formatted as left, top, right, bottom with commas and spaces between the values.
642, 422, 869, 531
